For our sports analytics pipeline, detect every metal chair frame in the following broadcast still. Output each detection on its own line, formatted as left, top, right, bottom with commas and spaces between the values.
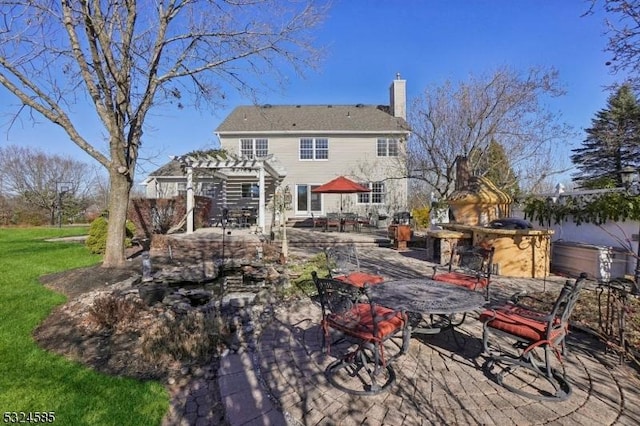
432, 245, 495, 301
341, 212, 359, 232
596, 277, 637, 364
480, 273, 588, 401
325, 245, 384, 288
324, 212, 341, 232
312, 271, 410, 395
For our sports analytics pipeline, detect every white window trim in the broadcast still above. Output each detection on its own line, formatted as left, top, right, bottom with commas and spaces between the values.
240, 138, 269, 158
377, 138, 399, 157
357, 181, 385, 205
299, 137, 329, 161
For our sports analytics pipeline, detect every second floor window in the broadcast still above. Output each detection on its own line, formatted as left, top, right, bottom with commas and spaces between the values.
377, 138, 399, 157
299, 138, 328, 160
240, 138, 268, 158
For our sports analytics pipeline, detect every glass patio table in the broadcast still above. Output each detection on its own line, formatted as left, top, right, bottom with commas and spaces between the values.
367, 278, 488, 335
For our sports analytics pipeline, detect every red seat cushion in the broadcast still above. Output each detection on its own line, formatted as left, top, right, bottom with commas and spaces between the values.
433, 272, 488, 290
479, 305, 564, 342
335, 272, 384, 288
327, 304, 404, 340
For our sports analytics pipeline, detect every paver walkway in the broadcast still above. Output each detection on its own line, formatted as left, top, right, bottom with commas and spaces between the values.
176, 227, 640, 425
251, 297, 640, 425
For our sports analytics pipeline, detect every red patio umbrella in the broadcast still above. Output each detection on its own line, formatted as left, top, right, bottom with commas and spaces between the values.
312, 176, 370, 212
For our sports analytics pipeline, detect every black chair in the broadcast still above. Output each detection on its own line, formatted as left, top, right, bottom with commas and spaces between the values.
341, 212, 359, 232
324, 212, 340, 232
479, 273, 588, 401
311, 213, 326, 231
432, 245, 495, 301
312, 271, 410, 395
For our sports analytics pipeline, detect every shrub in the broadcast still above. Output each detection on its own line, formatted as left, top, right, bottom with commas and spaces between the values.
86, 216, 137, 254
89, 294, 146, 329
140, 310, 223, 364
412, 206, 431, 230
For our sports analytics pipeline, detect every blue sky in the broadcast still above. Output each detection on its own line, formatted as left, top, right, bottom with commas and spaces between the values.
0, 0, 623, 183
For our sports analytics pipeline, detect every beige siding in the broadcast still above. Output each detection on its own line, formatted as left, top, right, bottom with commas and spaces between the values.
219, 133, 408, 220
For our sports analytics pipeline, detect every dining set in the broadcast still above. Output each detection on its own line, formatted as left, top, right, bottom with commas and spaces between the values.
313, 212, 371, 232
313, 243, 589, 401
209, 207, 257, 228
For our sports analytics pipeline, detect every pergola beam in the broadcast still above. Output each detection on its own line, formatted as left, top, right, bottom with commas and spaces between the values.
173, 154, 286, 234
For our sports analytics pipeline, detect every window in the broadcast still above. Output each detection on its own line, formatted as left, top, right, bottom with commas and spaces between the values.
295, 184, 322, 214
241, 183, 259, 198
357, 181, 385, 205
177, 182, 186, 196
240, 138, 268, 158
377, 138, 399, 157
299, 138, 328, 160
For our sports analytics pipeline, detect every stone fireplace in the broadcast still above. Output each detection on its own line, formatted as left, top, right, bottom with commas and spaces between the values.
427, 156, 553, 278
447, 157, 512, 226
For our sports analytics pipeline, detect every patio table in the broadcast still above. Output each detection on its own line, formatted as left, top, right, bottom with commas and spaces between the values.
368, 278, 487, 335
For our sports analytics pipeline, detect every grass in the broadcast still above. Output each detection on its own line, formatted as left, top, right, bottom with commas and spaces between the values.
0, 227, 168, 425
286, 252, 327, 298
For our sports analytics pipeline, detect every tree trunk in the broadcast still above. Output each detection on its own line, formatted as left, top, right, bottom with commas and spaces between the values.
102, 167, 132, 268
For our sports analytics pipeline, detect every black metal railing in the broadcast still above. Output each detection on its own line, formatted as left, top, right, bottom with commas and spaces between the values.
596, 278, 637, 364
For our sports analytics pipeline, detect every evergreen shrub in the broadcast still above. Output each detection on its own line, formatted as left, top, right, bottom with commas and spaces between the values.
86, 216, 136, 254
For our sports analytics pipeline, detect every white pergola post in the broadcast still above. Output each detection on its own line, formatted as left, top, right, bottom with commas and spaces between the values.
258, 163, 266, 232
173, 153, 285, 236
186, 166, 194, 234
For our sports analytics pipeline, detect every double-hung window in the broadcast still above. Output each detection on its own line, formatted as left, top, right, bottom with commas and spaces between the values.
377, 138, 399, 157
299, 138, 328, 160
240, 138, 268, 158
357, 181, 385, 205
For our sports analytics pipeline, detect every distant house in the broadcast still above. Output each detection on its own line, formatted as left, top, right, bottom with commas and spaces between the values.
143, 75, 411, 233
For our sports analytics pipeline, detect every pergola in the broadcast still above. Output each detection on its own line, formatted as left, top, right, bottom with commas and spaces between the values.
172, 153, 287, 234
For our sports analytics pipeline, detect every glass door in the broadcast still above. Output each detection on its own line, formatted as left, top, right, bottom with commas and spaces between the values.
295, 184, 322, 216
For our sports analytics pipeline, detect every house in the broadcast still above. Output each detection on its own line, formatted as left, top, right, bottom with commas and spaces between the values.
143, 75, 411, 233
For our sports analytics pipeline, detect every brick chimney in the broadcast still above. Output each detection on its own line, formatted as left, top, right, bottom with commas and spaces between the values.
389, 73, 406, 120
455, 156, 471, 190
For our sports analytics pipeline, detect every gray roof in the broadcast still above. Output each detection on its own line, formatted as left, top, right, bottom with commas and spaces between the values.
216, 104, 410, 134
148, 159, 184, 177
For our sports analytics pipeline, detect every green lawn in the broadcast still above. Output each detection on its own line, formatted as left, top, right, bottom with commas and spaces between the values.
0, 227, 168, 425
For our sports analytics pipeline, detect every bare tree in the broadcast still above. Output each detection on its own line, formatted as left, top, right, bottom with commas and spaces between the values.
0, 0, 326, 267
407, 67, 575, 200
0, 145, 95, 224
587, 0, 640, 87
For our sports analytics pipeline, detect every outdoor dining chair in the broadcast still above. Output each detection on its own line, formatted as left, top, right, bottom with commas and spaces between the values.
341, 212, 359, 232
324, 212, 341, 232
325, 245, 384, 288
479, 272, 588, 401
432, 245, 495, 301
311, 271, 410, 395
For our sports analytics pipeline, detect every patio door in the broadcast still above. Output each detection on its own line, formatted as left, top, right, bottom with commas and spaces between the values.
295, 184, 322, 216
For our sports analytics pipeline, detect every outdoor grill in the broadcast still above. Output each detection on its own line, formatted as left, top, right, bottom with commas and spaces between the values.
392, 211, 412, 225
487, 217, 533, 230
